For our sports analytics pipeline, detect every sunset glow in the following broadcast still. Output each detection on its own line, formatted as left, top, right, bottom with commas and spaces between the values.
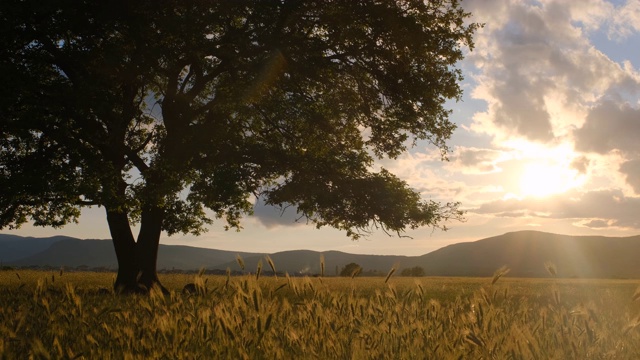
3, 0, 640, 257
501, 140, 587, 198
519, 162, 583, 198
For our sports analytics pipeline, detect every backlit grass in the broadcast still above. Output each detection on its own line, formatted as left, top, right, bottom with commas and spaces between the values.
1, 269, 640, 359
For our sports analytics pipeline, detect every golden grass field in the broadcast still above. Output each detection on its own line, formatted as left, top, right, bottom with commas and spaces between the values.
1, 269, 640, 359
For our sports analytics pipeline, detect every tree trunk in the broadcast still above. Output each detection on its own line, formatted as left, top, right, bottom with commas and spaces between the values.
136, 205, 167, 294
107, 206, 167, 294
106, 209, 140, 293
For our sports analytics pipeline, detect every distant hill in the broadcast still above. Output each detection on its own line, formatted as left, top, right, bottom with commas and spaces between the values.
405, 231, 640, 278
3, 230, 640, 278
9, 239, 118, 268
0, 234, 75, 263
8, 238, 261, 270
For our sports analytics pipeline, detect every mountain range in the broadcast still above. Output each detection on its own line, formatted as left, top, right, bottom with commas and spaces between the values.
2, 230, 640, 278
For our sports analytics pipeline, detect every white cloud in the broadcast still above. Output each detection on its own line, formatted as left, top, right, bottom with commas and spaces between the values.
570, 155, 590, 174
574, 101, 640, 155
573, 100, 640, 193
619, 159, 640, 194
471, 188, 640, 229
464, 0, 640, 145
609, 0, 640, 39
448, 146, 507, 174
251, 198, 304, 229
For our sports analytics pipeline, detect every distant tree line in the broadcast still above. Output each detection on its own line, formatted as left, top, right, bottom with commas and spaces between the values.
339, 263, 426, 278
401, 266, 426, 277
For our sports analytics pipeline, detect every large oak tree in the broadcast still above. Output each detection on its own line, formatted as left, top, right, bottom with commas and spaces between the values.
1, 0, 476, 293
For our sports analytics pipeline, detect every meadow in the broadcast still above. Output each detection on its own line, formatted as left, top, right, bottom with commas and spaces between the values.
1, 269, 640, 359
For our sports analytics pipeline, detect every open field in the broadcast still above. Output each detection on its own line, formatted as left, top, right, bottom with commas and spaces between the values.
2, 270, 640, 359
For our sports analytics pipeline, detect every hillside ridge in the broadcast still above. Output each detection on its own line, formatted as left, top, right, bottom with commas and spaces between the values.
2, 231, 640, 278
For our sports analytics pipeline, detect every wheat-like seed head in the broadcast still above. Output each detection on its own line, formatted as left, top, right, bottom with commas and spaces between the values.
256, 260, 263, 281
544, 261, 557, 277
225, 267, 231, 289
236, 254, 245, 270
265, 255, 277, 279
491, 265, 510, 285
351, 265, 362, 279
384, 266, 396, 284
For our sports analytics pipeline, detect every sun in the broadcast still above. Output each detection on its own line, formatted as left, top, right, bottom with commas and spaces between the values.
502, 140, 586, 198
519, 161, 582, 198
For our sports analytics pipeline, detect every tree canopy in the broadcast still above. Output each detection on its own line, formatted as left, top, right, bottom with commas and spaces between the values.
0, 0, 477, 292
340, 262, 363, 278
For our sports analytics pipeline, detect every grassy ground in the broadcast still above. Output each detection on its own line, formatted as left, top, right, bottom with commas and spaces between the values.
1, 270, 640, 359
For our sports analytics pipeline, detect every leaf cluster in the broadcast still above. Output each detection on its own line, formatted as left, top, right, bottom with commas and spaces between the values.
0, 0, 476, 237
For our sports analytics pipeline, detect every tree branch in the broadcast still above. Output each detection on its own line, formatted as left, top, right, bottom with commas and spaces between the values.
125, 148, 150, 173
184, 62, 228, 103
130, 132, 153, 154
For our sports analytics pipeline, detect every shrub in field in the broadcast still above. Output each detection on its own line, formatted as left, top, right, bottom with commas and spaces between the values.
340, 263, 363, 278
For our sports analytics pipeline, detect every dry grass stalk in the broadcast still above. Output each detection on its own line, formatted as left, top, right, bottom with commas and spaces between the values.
552, 286, 561, 306
384, 266, 396, 284
544, 261, 557, 277
236, 254, 245, 270
265, 255, 277, 279
491, 265, 510, 285
256, 260, 263, 281
351, 265, 362, 279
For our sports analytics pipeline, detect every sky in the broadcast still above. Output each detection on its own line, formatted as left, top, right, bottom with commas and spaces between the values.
4, 0, 640, 256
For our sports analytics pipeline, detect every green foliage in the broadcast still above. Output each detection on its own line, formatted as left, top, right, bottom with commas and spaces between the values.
400, 266, 425, 277
2, 271, 640, 359
340, 262, 362, 277
0, 0, 476, 238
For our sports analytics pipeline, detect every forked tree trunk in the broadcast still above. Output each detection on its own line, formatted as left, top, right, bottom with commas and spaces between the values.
106, 207, 167, 294
136, 206, 166, 293
106, 210, 139, 292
